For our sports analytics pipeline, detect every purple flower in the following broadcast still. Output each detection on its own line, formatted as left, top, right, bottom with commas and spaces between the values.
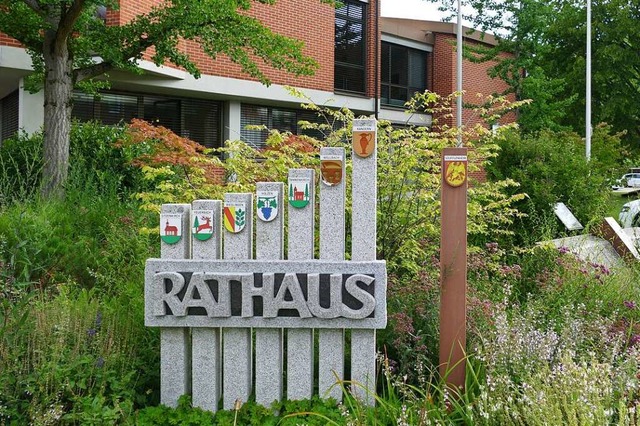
95, 357, 104, 368
486, 242, 499, 253
87, 328, 97, 337
624, 300, 637, 310
558, 246, 570, 254
95, 311, 102, 329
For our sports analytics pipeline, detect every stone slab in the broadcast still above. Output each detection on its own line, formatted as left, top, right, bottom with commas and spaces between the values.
548, 234, 623, 269
286, 329, 314, 400
192, 328, 220, 412
160, 328, 191, 407
255, 328, 283, 406
223, 328, 252, 409
145, 259, 387, 329
595, 217, 639, 261
553, 202, 584, 231
159, 204, 191, 408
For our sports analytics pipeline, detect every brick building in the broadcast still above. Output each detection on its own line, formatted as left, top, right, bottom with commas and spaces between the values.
0, 0, 511, 148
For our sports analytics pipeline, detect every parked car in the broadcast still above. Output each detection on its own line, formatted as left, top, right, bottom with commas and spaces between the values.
613, 173, 640, 189
619, 199, 640, 227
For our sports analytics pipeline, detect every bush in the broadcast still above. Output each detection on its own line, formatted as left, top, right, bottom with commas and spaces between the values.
0, 287, 158, 424
0, 121, 144, 205
0, 185, 156, 293
0, 131, 43, 204
486, 126, 624, 245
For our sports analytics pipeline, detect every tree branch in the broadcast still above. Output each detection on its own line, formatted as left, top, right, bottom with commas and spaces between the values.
20, 0, 43, 15
74, 61, 113, 82
74, 34, 155, 81
56, 0, 86, 48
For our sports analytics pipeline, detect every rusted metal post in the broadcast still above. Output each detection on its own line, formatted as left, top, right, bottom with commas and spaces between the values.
439, 147, 468, 392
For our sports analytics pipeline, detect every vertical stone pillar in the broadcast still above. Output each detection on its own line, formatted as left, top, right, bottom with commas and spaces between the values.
255, 182, 284, 406
222, 193, 254, 409
319, 147, 345, 401
191, 200, 222, 412
286, 169, 316, 400
350, 119, 377, 404
439, 147, 468, 392
160, 203, 192, 407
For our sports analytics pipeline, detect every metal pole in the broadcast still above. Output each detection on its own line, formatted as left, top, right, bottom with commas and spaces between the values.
586, 0, 591, 160
456, 0, 463, 147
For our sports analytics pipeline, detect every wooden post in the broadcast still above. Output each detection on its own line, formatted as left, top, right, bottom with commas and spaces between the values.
439, 147, 468, 392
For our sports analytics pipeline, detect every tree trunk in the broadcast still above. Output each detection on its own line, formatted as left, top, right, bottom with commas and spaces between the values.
41, 30, 73, 199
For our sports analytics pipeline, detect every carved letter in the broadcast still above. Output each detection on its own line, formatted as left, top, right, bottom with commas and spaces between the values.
183, 272, 231, 317
153, 272, 185, 316
307, 274, 342, 319
241, 273, 268, 317
342, 274, 376, 319
263, 273, 312, 318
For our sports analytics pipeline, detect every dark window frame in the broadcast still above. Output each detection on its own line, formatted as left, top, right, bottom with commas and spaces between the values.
381, 41, 428, 107
240, 104, 325, 149
71, 90, 223, 149
334, 0, 367, 94
1, 90, 20, 143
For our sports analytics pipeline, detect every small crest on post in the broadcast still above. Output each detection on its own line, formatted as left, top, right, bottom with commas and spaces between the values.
320, 154, 343, 186
256, 191, 278, 222
160, 213, 182, 245
443, 155, 468, 188
288, 178, 311, 208
192, 210, 214, 241
223, 202, 247, 233
352, 119, 376, 158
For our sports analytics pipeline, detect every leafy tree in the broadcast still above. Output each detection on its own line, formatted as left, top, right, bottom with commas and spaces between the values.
0, 0, 329, 198
432, 0, 640, 143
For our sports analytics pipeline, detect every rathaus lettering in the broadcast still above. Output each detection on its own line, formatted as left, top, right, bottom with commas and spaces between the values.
153, 272, 376, 319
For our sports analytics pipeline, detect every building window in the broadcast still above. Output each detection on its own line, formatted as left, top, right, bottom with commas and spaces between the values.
335, 0, 366, 94
381, 42, 427, 107
240, 104, 324, 149
1, 90, 19, 143
72, 90, 222, 148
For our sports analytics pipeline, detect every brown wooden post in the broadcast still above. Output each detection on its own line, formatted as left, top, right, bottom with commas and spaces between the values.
439, 147, 468, 392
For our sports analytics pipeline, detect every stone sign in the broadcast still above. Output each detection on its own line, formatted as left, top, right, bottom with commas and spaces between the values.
145, 259, 387, 329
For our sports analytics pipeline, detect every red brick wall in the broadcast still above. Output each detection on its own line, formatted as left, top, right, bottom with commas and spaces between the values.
114, 0, 337, 92
2, 0, 346, 93
0, 32, 22, 47
366, 0, 380, 99
431, 33, 515, 129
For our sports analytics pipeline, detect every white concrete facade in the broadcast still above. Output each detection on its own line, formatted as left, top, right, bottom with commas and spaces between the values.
0, 44, 432, 143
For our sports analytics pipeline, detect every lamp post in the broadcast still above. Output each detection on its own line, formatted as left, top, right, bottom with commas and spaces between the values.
586, 0, 591, 160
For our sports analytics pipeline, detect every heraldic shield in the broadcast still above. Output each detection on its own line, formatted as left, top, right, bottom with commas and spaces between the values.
192, 210, 214, 241
160, 213, 182, 245
444, 158, 467, 188
320, 158, 343, 186
223, 202, 246, 233
256, 191, 278, 222
288, 178, 311, 208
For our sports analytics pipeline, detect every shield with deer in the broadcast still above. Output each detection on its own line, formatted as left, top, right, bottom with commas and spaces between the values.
192, 210, 214, 241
